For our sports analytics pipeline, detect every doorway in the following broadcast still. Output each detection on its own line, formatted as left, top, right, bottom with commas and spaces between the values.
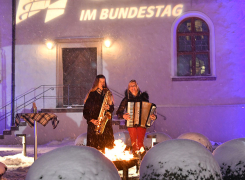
56, 38, 103, 107
62, 48, 97, 106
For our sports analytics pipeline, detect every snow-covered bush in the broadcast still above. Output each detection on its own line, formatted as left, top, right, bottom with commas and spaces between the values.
140, 139, 222, 180
177, 132, 212, 152
74, 133, 87, 146
213, 138, 245, 180
114, 131, 131, 147
144, 132, 171, 149
26, 146, 120, 180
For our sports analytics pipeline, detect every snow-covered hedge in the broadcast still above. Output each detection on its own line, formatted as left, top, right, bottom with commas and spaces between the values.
213, 138, 245, 180
177, 132, 213, 152
140, 139, 222, 180
26, 146, 120, 180
144, 132, 172, 149
74, 133, 87, 146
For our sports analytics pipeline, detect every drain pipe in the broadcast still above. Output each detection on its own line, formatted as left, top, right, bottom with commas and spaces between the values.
11, 0, 16, 126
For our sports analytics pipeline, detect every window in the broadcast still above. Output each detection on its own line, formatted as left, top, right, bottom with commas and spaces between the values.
171, 12, 216, 81
177, 18, 210, 76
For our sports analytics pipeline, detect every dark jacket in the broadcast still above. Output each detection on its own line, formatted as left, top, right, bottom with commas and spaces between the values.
116, 90, 149, 119
83, 89, 114, 150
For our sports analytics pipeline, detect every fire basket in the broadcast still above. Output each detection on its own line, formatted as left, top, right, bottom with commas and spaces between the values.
113, 157, 139, 180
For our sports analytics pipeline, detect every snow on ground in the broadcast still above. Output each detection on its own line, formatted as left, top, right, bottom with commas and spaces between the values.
0, 136, 229, 180
140, 139, 222, 180
0, 138, 139, 180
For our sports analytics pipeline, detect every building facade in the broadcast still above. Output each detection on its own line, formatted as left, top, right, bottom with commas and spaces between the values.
0, 0, 245, 144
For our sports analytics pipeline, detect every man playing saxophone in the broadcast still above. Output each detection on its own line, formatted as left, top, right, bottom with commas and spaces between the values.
83, 75, 114, 152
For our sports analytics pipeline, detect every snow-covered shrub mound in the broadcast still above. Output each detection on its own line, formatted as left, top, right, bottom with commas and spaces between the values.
114, 131, 131, 146
74, 133, 87, 146
0, 162, 7, 177
26, 146, 120, 180
144, 132, 171, 149
140, 139, 222, 180
213, 138, 245, 180
177, 132, 212, 152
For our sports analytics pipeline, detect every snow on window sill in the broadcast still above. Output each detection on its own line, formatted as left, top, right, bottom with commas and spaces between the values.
172, 76, 216, 81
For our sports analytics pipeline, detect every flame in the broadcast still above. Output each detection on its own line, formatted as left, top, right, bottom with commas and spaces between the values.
139, 147, 145, 153
104, 140, 134, 161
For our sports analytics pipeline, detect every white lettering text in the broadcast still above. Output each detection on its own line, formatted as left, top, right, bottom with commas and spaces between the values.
80, 4, 184, 21
146, 6, 155, 18
83, 9, 96, 20
109, 8, 119, 19
137, 6, 147, 18
161, 5, 171, 17
100, 9, 109, 20
155, 6, 165, 17
118, 8, 129, 19
128, 7, 138, 18
172, 4, 183, 16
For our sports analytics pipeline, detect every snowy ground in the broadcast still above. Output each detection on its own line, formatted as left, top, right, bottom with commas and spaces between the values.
0, 138, 140, 180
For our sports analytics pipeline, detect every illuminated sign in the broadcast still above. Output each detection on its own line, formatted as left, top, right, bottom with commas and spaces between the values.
16, 0, 67, 24
16, 0, 183, 24
80, 4, 184, 21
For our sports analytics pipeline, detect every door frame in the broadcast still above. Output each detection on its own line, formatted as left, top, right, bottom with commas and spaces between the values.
55, 37, 103, 107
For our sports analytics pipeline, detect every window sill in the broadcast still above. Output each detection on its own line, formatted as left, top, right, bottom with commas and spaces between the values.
172, 76, 216, 81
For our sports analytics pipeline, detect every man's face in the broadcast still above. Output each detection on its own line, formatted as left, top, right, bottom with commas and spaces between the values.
129, 82, 138, 96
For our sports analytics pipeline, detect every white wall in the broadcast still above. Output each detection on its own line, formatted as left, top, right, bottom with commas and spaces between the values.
0, 0, 13, 132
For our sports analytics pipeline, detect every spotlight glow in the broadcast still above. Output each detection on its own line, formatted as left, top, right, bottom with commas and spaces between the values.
46, 41, 54, 49
104, 40, 111, 48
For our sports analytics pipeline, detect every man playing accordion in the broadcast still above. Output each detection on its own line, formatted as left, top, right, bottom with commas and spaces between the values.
116, 80, 157, 157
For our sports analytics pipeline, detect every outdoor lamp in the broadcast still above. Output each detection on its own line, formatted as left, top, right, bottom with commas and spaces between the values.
45, 39, 55, 49
104, 39, 111, 48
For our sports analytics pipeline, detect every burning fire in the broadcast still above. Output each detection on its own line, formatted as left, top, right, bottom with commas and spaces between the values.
104, 140, 134, 161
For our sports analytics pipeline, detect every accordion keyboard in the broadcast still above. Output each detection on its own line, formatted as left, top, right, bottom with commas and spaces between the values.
127, 102, 134, 127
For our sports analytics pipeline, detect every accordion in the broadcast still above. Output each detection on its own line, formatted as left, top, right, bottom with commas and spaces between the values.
127, 101, 157, 128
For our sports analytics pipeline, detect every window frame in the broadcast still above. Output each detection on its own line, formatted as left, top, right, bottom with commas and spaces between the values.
171, 11, 216, 81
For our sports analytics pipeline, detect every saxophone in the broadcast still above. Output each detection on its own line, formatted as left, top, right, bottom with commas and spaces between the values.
95, 89, 112, 135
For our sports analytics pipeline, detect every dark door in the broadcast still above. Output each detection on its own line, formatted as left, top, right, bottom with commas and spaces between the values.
62, 48, 97, 106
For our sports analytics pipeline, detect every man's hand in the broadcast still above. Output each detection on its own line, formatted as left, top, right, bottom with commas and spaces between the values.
150, 114, 156, 120
123, 113, 130, 121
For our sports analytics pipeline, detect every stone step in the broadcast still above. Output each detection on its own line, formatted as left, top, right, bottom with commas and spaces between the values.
11, 126, 19, 131
0, 134, 4, 139
3, 130, 11, 135
19, 121, 26, 126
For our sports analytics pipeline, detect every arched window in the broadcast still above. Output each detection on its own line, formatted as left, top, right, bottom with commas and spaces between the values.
171, 12, 216, 81
177, 17, 210, 76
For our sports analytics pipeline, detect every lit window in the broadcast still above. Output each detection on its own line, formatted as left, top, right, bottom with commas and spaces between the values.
177, 17, 210, 76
